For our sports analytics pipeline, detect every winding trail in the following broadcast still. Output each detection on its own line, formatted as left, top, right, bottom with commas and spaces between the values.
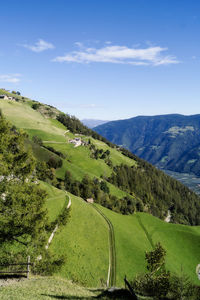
91, 204, 116, 287
45, 193, 71, 249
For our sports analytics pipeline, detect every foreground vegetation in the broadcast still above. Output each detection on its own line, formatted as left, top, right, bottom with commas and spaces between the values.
0, 276, 97, 300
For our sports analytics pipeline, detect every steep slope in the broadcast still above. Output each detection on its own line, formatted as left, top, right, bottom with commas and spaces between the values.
1, 96, 200, 226
50, 192, 109, 287
96, 206, 200, 286
43, 183, 200, 287
94, 114, 200, 176
1, 92, 200, 289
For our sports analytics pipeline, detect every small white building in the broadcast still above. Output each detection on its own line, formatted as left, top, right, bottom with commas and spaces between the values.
87, 198, 94, 203
69, 138, 82, 147
0, 95, 15, 101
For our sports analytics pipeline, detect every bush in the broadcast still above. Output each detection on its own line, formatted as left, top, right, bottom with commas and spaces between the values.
47, 157, 63, 169
33, 252, 66, 275
32, 135, 43, 146
32, 103, 40, 110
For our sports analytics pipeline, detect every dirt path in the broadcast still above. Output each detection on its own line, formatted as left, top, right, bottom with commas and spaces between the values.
45, 193, 71, 249
91, 204, 116, 287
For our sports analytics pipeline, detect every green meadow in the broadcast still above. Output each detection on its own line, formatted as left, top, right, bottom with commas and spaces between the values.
40, 181, 67, 222
49, 193, 109, 287
95, 205, 200, 286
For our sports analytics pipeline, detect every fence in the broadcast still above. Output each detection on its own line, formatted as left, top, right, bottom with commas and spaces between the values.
0, 256, 31, 279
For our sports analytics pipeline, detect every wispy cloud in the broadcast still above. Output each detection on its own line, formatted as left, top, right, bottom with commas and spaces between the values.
53, 43, 179, 66
0, 74, 21, 83
22, 39, 55, 52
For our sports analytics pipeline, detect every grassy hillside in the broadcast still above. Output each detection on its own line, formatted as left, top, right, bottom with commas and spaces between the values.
0, 98, 136, 204
42, 181, 200, 287
1, 92, 200, 291
40, 181, 67, 222
0, 100, 66, 142
49, 193, 109, 287
38, 183, 109, 287
95, 205, 200, 286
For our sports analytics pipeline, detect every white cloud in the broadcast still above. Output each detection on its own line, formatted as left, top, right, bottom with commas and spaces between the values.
22, 39, 55, 52
0, 74, 21, 83
53, 44, 179, 66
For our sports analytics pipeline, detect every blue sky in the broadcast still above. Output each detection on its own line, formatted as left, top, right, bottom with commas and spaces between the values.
1, 0, 200, 120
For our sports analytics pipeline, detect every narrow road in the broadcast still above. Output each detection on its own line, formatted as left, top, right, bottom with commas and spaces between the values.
91, 204, 116, 287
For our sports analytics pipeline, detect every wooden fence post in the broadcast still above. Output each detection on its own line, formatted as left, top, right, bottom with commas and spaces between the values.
27, 256, 30, 279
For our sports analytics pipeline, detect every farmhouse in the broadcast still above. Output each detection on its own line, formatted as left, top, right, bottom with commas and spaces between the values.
86, 198, 94, 203
0, 94, 15, 101
69, 138, 83, 147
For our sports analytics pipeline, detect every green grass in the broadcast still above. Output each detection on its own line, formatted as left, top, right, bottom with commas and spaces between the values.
95, 206, 200, 286
47, 142, 112, 180
0, 276, 97, 300
49, 118, 66, 130
50, 193, 109, 287
40, 181, 67, 222
25, 140, 60, 162
25, 129, 66, 142
137, 213, 200, 285
90, 137, 137, 167
0, 100, 66, 140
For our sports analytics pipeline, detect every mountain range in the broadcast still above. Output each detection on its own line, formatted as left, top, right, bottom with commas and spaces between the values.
81, 118, 109, 128
94, 114, 200, 176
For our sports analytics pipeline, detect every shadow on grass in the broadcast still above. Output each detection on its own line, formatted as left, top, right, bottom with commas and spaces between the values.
41, 296, 93, 299
0, 274, 27, 279
42, 288, 133, 299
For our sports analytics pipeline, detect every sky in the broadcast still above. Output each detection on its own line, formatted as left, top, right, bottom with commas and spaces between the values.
1, 0, 200, 120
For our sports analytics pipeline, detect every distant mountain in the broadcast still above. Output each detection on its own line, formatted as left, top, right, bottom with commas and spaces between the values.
94, 114, 200, 176
81, 119, 109, 128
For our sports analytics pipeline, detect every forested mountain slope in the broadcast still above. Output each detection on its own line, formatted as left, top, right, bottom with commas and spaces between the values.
95, 114, 200, 176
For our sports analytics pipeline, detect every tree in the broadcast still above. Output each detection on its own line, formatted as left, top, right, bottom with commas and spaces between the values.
0, 112, 48, 261
132, 243, 170, 299
145, 242, 166, 273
